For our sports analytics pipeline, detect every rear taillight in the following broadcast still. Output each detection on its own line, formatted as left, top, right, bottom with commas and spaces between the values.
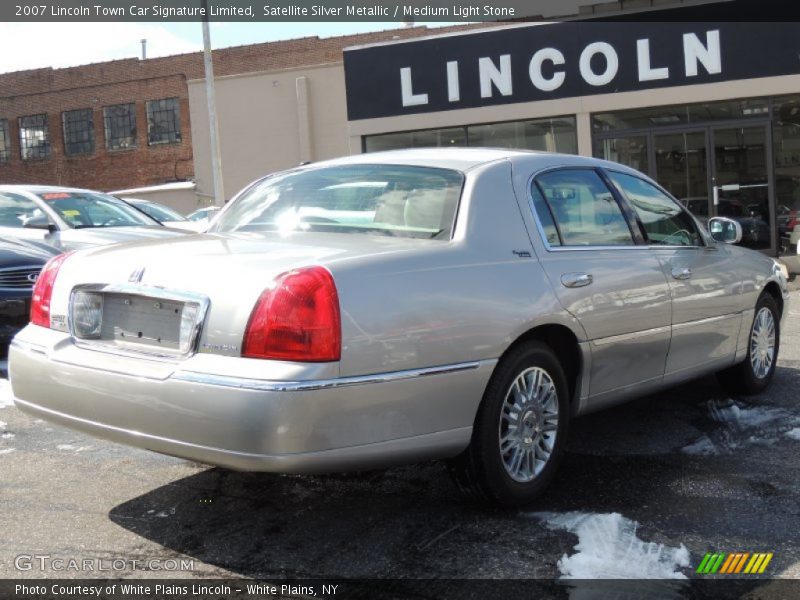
30, 252, 71, 328
242, 266, 341, 362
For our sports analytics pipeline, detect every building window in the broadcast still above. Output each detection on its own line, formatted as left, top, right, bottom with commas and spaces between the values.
364, 127, 466, 152
0, 119, 10, 163
19, 114, 50, 160
468, 117, 577, 154
103, 103, 137, 150
363, 116, 577, 154
591, 98, 770, 132
146, 98, 181, 145
62, 109, 95, 155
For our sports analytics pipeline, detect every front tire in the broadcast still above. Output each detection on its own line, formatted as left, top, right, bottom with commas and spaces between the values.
717, 293, 780, 395
449, 341, 570, 507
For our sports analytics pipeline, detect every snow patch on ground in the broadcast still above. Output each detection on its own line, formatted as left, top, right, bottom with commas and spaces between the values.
56, 444, 89, 452
533, 512, 690, 579
2, 432, 14, 439
0, 380, 13, 408
682, 399, 800, 455
787, 428, 800, 441
0, 448, 16, 455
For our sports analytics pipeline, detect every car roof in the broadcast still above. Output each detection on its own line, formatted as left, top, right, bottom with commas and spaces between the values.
0, 184, 104, 195
314, 147, 541, 171
303, 148, 648, 177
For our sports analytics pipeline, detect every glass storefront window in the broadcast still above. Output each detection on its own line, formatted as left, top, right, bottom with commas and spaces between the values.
773, 95, 800, 257
363, 117, 577, 154
593, 98, 770, 132
594, 136, 648, 174
468, 118, 577, 153
364, 127, 466, 153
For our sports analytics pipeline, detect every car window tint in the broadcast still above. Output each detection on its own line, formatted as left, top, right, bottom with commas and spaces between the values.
0, 192, 39, 228
529, 182, 561, 246
608, 171, 702, 247
535, 169, 634, 246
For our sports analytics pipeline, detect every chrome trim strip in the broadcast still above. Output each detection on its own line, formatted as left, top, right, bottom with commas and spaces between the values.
672, 312, 740, 331
591, 325, 671, 347
172, 360, 489, 392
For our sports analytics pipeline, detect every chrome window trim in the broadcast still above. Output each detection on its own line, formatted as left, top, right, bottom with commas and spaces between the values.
172, 360, 489, 392
67, 283, 210, 361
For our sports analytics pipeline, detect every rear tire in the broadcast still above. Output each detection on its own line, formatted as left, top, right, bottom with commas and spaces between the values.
449, 341, 570, 507
717, 294, 780, 395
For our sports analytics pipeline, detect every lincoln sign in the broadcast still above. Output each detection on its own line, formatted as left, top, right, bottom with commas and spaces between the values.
343, 22, 800, 120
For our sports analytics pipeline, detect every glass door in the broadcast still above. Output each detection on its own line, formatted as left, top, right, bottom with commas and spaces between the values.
711, 125, 774, 252
653, 130, 709, 221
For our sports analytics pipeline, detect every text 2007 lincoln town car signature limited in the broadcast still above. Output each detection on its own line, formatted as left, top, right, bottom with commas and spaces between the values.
9, 149, 790, 506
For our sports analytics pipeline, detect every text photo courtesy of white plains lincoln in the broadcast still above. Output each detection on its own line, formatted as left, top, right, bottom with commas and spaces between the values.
343, 22, 800, 120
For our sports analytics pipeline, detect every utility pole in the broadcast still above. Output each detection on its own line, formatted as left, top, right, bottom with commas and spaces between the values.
202, 0, 225, 207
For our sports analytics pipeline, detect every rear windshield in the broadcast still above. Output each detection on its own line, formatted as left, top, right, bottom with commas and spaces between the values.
211, 164, 464, 240
37, 191, 157, 229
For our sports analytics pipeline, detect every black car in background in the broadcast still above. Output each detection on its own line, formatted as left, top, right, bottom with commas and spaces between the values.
0, 237, 60, 371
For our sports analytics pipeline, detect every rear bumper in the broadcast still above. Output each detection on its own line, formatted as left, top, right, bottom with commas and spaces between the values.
9, 326, 493, 473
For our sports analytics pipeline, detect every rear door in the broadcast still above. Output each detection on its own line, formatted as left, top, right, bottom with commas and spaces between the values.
526, 168, 672, 398
605, 170, 742, 376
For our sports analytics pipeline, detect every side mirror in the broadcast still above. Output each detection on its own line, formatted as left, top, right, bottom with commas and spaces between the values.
708, 216, 742, 244
23, 214, 57, 233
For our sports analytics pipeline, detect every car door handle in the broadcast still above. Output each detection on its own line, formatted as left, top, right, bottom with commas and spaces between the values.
671, 267, 692, 280
561, 273, 593, 288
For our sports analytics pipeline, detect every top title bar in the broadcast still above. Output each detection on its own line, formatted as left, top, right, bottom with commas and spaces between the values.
5, 0, 557, 22
0, 0, 738, 22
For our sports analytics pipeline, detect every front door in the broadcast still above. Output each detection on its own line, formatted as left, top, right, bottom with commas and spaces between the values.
527, 168, 673, 399
605, 169, 742, 376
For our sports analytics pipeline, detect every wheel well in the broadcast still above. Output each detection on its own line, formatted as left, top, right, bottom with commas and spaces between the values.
502, 324, 582, 407
763, 281, 784, 318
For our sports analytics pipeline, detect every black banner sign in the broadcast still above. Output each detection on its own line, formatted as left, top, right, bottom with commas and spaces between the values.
343, 22, 800, 121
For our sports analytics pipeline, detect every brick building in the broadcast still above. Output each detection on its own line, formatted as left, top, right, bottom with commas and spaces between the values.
0, 25, 478, 192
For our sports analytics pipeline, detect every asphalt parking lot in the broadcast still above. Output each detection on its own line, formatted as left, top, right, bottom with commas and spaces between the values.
1, 289, 799, 588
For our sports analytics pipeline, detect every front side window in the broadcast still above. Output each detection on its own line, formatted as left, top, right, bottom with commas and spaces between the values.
146, 98, 181, 145
212, 164, 464, 240
19, 114, 50, 160
35, 191, 158, 229
62, 109, 95, 155
104, 103, 137, 150
0, 119, 10, 163
532, 169, 634, 246
0, 192, 39, 228
607, 171, 702, 247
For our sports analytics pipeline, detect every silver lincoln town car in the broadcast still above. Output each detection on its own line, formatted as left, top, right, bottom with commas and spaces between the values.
9, 149, 789, 506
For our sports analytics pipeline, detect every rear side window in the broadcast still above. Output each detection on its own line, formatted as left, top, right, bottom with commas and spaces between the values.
531, 169, 634, 246
607, 171, 702, 247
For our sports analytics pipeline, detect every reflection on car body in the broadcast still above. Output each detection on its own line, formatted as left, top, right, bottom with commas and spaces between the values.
8, 149, 790, 506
